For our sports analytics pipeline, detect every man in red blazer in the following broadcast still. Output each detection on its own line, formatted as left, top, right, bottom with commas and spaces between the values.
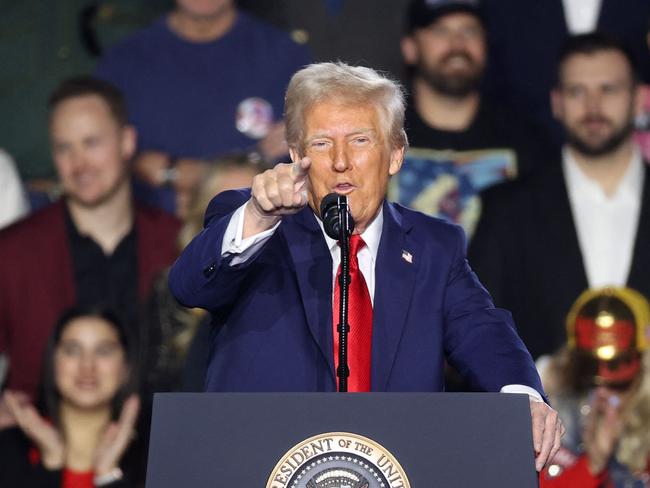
0, 78, 180, 411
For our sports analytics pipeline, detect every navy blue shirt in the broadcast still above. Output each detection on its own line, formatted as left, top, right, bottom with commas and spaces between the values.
96, 11, 311, 159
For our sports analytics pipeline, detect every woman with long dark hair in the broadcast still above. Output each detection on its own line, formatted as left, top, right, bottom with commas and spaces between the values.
1, 306, 142, 487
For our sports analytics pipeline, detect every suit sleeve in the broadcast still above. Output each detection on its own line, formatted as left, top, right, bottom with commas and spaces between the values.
168, 189, 272, 312
442, 224, 544, 395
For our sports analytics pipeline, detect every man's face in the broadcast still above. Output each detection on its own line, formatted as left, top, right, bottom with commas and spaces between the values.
552, 50, 639, 157
175, 0, 234, 19
50, 95, 135, 208
291, 100, 404, 234
402, 12, 486, 97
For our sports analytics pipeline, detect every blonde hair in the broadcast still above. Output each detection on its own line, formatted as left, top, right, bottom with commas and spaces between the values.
284, 62, 408, 155
617, 350, 650, 471
544, 348, 650, 473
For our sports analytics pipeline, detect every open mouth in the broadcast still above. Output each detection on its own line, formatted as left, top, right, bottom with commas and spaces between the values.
333, 183, 356, 194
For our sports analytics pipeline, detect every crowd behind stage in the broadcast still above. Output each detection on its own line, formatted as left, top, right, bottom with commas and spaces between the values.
1, 0, 650, 486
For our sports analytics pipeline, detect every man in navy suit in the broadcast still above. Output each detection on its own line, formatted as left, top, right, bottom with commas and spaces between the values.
169, 62, 563, 471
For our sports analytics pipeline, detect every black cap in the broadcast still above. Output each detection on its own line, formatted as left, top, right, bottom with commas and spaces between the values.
407, 0, 483, 32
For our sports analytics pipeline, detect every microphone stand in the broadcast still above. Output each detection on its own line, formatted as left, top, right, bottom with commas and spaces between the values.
336, 197, 352, 393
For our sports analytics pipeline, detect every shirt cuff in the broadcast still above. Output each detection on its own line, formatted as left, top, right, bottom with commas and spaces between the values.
500, 384, 543, 402
221, 201, 281, 265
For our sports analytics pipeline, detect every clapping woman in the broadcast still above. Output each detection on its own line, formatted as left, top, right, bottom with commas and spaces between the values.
0, 307, 142, 487
540, 288, 650, 487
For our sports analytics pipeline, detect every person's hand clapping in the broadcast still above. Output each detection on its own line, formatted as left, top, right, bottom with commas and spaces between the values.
93, 394, 140, 477
3, 390, 65, 469
583, 387, 625, 475
243, 157, 311, 238
0, 389, 29, 429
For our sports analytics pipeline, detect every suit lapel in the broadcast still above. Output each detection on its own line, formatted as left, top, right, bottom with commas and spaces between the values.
371, 201, 418, 390
628, 164, 650, 290
534, 165, 588, 295
283, 208, 336, 381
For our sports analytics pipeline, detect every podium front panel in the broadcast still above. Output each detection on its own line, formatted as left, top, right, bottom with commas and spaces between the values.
146, 392, 537, 488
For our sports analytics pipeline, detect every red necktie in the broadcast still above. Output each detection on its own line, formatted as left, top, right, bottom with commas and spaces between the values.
332, 235, 373, 392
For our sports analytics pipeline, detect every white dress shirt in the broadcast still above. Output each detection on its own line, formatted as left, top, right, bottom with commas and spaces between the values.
562, 0, 602, 34
319, 208, 382, 305
563, 147, 643, 288
220, 201, 542, 400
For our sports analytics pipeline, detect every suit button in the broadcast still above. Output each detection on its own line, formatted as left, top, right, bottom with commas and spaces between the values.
203, 264, 216, 277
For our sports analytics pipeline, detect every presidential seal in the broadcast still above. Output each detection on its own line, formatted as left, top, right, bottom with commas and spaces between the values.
266, 432, 410, 488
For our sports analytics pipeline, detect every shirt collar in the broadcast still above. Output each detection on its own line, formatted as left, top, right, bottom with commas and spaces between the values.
562, 145, 644, 201
316, 205, 383, 262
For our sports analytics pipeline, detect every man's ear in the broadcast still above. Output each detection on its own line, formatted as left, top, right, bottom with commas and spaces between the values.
633, 83, 645, 119
401, 36, 418, 66
389, 146, 405, 176
121, 125, 137, 160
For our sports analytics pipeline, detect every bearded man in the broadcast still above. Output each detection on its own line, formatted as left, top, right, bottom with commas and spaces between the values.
394, 0, 549, 238
469, 32, 650, 360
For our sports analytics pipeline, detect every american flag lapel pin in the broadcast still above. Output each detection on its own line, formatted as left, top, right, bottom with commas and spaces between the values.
401, 250, 413, 264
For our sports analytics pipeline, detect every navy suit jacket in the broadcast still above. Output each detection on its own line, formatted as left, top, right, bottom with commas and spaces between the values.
169, 189, 542, 393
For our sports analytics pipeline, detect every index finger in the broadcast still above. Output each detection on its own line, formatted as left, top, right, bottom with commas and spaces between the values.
536, 411, 557, 471
117, 395, 140, 430
0, 396, 16, 429
531, 408, 544, 455
290, 157, 311, 181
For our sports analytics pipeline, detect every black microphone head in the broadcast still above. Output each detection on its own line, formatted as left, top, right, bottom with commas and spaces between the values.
320, 193, 341, 240
320, 193, 340, 218
320, 193, 354, 240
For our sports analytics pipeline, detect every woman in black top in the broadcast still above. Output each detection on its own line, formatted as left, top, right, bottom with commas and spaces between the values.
0, 306, 143, 487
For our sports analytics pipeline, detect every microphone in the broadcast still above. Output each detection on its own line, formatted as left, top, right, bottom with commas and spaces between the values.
320, 193, 355, 240
320, 192, 355, 392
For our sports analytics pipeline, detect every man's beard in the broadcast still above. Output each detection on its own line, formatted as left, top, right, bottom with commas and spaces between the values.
417, 52, 483, 98
566, 117, 635, 157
